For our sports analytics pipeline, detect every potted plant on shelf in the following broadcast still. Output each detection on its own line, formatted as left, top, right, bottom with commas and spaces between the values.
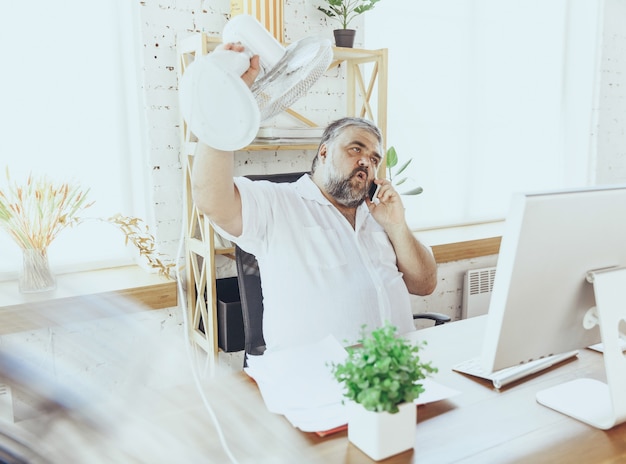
386, 145, 424, 196
330, 323, 437, 461
317, 0, 381, 48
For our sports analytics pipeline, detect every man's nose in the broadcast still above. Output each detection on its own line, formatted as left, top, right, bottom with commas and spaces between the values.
357, 156, 371, 168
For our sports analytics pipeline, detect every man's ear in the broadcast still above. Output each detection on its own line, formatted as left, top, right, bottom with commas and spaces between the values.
318, 144, 328, 161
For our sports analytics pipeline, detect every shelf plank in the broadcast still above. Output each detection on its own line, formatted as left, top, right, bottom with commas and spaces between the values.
432, 237, 501, 263
0, 266, 177, 334
215, 247, 235, 255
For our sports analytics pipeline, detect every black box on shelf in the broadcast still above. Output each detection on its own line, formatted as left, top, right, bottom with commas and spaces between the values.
216, 277, 244, 352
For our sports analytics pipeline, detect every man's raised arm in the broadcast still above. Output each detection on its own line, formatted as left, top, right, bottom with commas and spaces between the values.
191, 142, 243, 236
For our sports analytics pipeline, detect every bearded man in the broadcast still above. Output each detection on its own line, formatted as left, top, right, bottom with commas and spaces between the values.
191, 45, 437, 353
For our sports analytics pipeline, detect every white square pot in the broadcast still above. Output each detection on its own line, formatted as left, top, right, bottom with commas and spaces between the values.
347, 402, 416, 461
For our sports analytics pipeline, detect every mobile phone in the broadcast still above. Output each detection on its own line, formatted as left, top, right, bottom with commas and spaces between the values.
368, 182, 380, 201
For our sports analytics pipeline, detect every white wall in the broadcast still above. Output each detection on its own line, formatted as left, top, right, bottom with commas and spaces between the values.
365, 1, 603, 230
592, 0, 626, 183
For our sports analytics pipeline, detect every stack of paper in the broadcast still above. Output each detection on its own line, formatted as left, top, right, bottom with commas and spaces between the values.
245, 335, 460, 433
245, 335, 348, 432
253, 126, 325, 144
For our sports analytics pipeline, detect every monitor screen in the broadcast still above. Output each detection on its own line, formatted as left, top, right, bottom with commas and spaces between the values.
480, 184, 626, 372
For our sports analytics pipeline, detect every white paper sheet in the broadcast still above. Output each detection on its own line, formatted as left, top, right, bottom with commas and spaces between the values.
245, 335, 460, 432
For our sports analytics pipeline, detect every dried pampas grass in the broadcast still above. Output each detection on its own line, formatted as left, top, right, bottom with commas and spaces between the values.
0, 169, 174, 279
0, 168, 93, 250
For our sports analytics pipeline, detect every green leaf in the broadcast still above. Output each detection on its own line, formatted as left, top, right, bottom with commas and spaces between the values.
395, 158, 412, 176
318, 0, 380, 29
317, 7, 337, 17
401, 186, 424, 196
330, 323, 437, 413
386, 146, 398, 169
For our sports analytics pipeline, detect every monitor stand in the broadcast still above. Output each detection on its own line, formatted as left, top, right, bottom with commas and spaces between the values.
536, 266, 626, 430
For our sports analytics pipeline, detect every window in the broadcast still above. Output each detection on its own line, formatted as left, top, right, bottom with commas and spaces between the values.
0, 1, 147, 278
366, 1, 600, 230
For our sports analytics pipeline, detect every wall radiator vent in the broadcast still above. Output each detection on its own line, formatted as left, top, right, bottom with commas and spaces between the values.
462, 267, 497, 319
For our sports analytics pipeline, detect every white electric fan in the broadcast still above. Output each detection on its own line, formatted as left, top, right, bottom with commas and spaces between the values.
179, 15, 333, 151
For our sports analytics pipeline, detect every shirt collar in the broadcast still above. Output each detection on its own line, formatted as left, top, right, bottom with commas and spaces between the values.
294, 174, 330, 204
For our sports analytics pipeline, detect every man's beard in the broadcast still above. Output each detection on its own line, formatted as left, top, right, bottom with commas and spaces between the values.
323, 162, 370, 208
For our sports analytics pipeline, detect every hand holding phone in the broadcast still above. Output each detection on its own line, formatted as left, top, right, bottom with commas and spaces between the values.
368, 181, 380, 202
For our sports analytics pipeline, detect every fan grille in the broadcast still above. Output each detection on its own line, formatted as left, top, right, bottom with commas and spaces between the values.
251, 36, 333, 122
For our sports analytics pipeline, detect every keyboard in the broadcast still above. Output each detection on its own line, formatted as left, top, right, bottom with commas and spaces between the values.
587, 335, 626, 353
452, 350, 579, 389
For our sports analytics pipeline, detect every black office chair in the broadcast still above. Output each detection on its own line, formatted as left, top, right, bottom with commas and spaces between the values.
236, 246, 450, 366
236, 245, 267, 364
236, 172, 307, 366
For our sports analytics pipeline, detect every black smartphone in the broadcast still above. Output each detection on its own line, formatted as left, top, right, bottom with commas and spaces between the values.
368, 182, 380, 201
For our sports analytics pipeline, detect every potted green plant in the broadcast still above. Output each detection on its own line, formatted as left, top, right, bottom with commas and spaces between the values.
386, 146, 424, 195
330, 323, 437, 461
317, 0, 381, 48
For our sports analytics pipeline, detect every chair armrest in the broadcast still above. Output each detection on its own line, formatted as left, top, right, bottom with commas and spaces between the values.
413, 312, 451, 326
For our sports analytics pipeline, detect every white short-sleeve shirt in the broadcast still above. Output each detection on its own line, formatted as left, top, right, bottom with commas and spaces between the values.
212, 174, 414, 353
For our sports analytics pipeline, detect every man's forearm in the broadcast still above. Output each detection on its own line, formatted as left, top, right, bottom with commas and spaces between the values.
387, 223, 437, 296
191, 142, 242, 236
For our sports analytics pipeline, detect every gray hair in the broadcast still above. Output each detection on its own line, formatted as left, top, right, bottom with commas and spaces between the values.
311, 117, 382, 173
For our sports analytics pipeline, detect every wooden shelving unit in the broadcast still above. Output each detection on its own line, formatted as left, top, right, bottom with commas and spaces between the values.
176, 33, 388, 357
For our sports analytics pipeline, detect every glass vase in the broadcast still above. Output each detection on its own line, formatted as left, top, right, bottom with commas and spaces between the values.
19, 248, 56, 293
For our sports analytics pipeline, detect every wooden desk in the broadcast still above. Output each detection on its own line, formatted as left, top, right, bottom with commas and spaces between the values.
192, 316, 626, 463
10, 315, 625, 463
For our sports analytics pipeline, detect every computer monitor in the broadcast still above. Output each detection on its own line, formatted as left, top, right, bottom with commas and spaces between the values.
479, 184, 626, 429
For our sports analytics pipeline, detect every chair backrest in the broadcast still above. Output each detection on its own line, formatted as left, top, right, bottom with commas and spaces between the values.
234, 171, 308, 364
235, 245, 266, 358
